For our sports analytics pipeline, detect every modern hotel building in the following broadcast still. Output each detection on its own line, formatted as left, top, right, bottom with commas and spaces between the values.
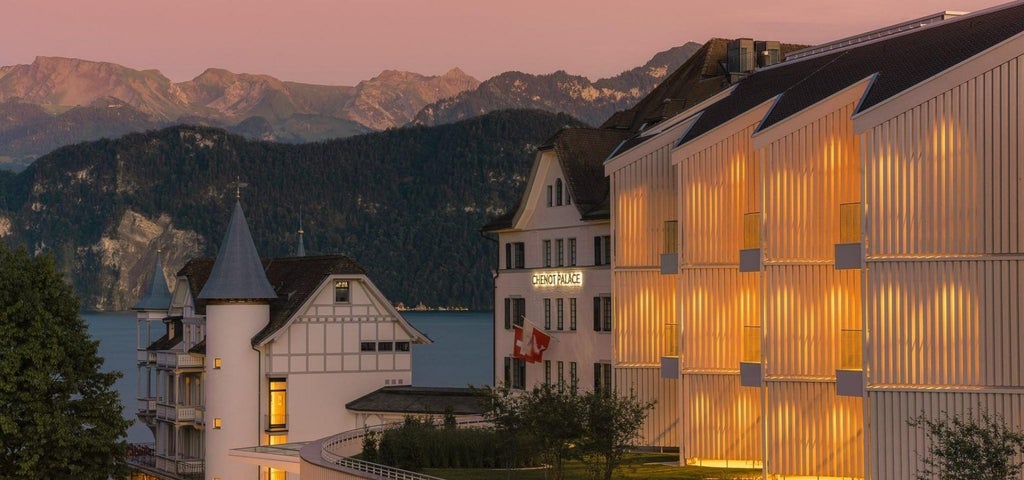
607, 3, 1024, 478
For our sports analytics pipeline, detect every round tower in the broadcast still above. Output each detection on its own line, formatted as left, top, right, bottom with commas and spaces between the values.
132, 252, 172, 441
198, 200, 278, 480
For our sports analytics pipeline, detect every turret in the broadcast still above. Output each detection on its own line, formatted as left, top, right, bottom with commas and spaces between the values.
199, 200, 276, 480
132, 252, 171, 438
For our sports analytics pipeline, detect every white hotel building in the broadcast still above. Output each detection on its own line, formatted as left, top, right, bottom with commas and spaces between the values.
483, 128, 629, 394
607, 3, 1024, 478
130, 200, 429, 480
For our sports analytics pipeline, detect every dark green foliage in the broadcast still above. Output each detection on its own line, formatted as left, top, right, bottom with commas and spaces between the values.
0, 244, 131, 479
481, 384, 653, 480
361, 428, 380, 463
374, 416, 523, 471
908, 409, 1024, 480
0, 109, 584, 309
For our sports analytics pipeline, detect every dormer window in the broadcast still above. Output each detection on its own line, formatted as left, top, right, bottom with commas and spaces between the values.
334, 280, 350, 303
555, 179, 564, 206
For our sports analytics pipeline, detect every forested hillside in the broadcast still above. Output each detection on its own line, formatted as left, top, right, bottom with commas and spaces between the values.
0, 110, 583, 310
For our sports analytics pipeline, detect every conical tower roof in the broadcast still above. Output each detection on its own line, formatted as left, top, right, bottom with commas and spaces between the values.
198, 200, 278, 300
133, 255, 172, 310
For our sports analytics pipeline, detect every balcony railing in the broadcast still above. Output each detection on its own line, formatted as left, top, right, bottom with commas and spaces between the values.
154, 454, 204, 478
156, 352, 204, 369
157, 403, 203, 425
137, 349, 157, 364
138, 397, 157, 414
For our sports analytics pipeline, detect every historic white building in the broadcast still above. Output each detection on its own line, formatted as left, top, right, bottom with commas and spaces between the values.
608, 3, 1024, 478
131, 200, 429, 480
483, 128, 630, 394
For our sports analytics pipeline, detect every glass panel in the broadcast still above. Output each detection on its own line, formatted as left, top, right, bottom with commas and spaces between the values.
840, 203, 861, 243
663, 220, 678, 254
269, 379, 287, 427
334, 280, 350, 303
743, 212, 761, 249
663, 323, 679, 356
742, 325, 761, 363
841, 329, 863, 370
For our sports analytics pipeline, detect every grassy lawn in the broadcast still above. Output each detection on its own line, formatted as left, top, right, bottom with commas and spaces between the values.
423, 453, 762, 479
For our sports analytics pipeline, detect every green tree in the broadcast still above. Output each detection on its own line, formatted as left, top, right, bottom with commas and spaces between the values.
909, 409, 1024, 480
522, 383, 585, 480
0, 245, 131, 479
579, 389, 654, 480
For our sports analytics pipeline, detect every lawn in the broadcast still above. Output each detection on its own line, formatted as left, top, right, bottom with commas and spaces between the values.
423, 453, 762, 479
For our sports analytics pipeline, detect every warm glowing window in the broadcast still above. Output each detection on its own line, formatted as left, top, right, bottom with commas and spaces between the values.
663, 323, 679, 356
214, 357, 222, 369
269, 468, 286, 480
840, 203, 861, 243
742, 326, 761, 363
663, 220, 678, 254
269, 379, 287, 430
334, 280, 350, 303
213, 418, 222, 429
841, 329, 863, 370
743, 213, 761, 249
268, 433, 287, 445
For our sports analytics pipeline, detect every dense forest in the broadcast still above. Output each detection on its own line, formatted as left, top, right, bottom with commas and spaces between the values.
0, 109, 584, 310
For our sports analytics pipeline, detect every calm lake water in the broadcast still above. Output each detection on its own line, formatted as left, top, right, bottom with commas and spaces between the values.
83, 310, 494, 444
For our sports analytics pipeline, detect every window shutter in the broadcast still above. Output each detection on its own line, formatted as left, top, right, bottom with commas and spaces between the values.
504, 357, 511, 385
594, 363, 601, 391
594, 236, 601, 265
593, 297, 601, 331
505, 243, 511, 269
504, 298, 511, 330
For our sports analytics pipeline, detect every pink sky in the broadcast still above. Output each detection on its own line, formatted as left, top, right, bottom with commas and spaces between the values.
2, 0, 1010, 85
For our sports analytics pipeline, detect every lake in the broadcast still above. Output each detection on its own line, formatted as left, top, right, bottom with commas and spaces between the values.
83, 310, 494, 444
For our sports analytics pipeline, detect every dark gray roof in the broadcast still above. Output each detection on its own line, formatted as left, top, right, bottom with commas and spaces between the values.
345, 386, 488, 415
679, 3, 1024, 145
198, 201, 278, 300
133, 256, 172, 311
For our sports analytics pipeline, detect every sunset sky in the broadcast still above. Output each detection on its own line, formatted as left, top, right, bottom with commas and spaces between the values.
3, 0, 1010, 85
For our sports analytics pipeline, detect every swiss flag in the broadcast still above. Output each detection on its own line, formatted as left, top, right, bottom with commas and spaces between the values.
513, 324, 551, 363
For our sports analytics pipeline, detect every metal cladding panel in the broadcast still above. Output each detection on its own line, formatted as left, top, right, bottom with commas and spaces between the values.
615, 366, 679, 448
764, 265, 862, 378
869, 390, 1024, 480
866, 259, 1024, 387
766, 381, 864, 477
682, 374, 762, 463
613, 270, 678, 365
864, 54, 1024, 257
611, 145, 677, 268
681, 268, 759, 370
761, 102, 861, 262
679, 123, 761, 266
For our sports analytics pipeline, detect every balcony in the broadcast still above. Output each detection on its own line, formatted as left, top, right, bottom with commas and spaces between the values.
156, 352, 204, 370
138, 397, 157, 414
154, 454, 204, 479
137, 349, 157, 364
157, 402, 204, 425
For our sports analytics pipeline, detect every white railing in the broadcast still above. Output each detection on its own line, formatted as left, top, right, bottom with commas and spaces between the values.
137, 397, 157, 413
138, 350, 156, 363
156, 352, 204, 369
318, 418, 490, 480
156, 403, 200, 423
153, 454, 204, 477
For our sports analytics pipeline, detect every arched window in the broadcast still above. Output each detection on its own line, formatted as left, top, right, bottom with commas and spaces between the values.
555, 179, 563, 206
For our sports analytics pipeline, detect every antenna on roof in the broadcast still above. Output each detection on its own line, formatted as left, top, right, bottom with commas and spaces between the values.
297, 207, 306, 257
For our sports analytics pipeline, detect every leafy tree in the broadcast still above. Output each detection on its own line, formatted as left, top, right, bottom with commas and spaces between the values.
909, 409, 1024, 480
579, 389, 654, 480
0, 244, 131, 479
522, 383, 585, 480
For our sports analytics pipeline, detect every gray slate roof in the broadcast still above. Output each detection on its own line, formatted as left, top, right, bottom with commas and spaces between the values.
345, 386, 488, 415
133, 256, 172, 310
198, 200, 278, 300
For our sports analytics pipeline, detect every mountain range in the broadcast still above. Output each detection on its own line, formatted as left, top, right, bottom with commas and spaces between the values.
0, 110, 584, 310
0, 43, 699, 170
